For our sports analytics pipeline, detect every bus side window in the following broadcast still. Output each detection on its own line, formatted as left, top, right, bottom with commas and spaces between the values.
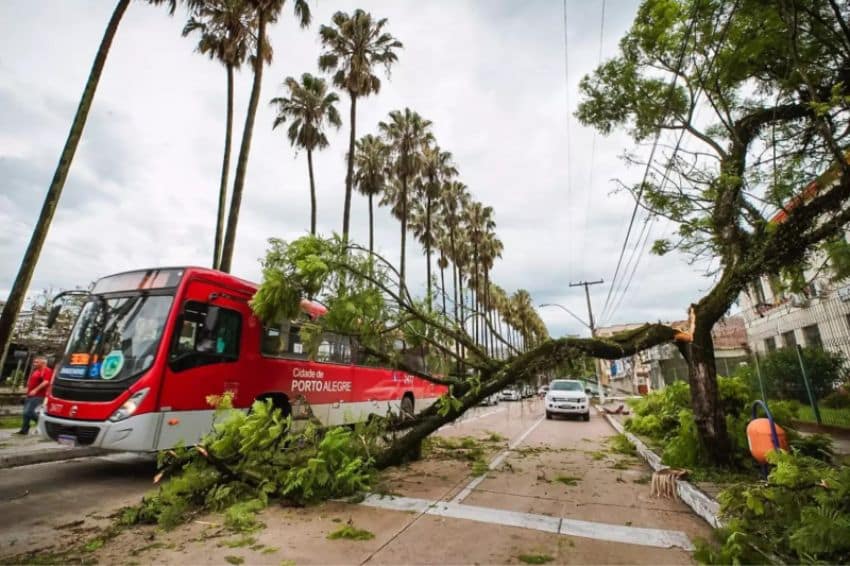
169, 301, 241, 371
260, 321, 306, 359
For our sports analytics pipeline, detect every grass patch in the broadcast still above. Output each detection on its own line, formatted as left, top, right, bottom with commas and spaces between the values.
796, 406, 850, 429
471, 458, 489, 476
0, 415, 22, 429
518, 553, 554, 564
224, 556, 244, 565
590, 451, 606, 460
554, 475, 581, 486
221, 536, 256, 548
261, 546, 279, 554
607, 434, 637, 456
327, 524, 375, 541
484, 431, 506, 442
82, 538, 104, 553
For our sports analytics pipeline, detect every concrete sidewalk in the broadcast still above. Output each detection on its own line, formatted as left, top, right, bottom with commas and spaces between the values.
0, 429, 105, 469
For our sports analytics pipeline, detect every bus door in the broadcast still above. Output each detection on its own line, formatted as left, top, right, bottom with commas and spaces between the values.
156, 281, 249, 448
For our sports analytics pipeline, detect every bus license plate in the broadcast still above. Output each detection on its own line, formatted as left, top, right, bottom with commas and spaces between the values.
57, 434, 78, 447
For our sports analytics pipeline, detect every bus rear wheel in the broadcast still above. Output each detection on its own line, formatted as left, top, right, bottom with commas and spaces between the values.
254, 394, 291, 419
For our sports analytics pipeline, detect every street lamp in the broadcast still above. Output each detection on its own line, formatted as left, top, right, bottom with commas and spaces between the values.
538, 302, 605, 404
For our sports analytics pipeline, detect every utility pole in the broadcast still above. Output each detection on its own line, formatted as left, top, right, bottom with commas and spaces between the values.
569, 279, 605, 403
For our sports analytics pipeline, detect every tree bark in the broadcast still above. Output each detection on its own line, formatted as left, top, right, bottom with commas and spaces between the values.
307, 149, 317, 235
368, 193, 374, 256
219, 10, 266, 274
687, 320, 731, 465
425, 193, 432, 311
439, 256, 447, 320
342, 91, 356, 241
214, 64, 234, 269
399, 172, 408, 294
0, 0, 130, 372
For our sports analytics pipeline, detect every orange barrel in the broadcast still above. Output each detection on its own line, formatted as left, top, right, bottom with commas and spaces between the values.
746, 418, 788, 464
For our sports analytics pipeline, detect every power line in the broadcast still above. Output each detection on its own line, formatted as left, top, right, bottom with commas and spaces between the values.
601, 0, 742, 323
563, 0, 573, 277
598, 4, 702, 321
581, 0, 607, 278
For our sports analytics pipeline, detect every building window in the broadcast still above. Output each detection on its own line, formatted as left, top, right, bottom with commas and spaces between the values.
782, 331, 797, 349
764, 337, 777, 353
802, 324, 823, 349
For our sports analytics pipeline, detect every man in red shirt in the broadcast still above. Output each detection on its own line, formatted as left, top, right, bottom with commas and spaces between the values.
16, 356, 53, 435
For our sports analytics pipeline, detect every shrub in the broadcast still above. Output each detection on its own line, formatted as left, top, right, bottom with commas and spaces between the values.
735, 347, 847, 403
822, 389, 850, 409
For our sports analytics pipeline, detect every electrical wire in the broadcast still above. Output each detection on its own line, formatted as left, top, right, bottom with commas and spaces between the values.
598, 4, 702, 321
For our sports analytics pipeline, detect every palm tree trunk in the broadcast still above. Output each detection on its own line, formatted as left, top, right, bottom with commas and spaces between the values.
425, 194, 433, 311
307, 148, 317, 235
214, 64, 234, 269
0, 0, 130, 372
219, 10, 266, 274
439, 256, 447, 319
368, 193, 374, 255
342, 91, 357, 241
399, 173, 408, 293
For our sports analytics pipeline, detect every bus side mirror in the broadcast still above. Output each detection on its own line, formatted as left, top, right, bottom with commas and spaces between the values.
46, 304, 62, 328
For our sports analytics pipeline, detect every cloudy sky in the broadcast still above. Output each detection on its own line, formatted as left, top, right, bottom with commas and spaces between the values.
0, 0, 718, 339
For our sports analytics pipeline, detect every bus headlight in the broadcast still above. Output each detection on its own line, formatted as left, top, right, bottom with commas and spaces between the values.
109, 388, 149, 422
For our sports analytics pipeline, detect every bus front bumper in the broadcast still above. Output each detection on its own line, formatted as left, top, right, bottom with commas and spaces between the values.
39, 412, 161, 452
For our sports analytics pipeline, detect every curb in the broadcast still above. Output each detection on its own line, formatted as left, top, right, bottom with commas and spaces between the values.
597, 407, 723, 529
0, 446, 107, 469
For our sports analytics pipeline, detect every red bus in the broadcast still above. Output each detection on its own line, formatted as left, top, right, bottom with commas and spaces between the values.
39, 267, 446, 451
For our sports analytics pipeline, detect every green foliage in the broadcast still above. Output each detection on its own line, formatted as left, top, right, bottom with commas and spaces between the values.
327, 524, 375, 541
124, 400, 376, 532
224, 556, 244, 565
470, 458, 489, 477
698, 452, 850, 564
627, 376, 812, 470
734, 348, 846, 404
607, 434, 637, 456
555, 475, 581, 486
822, 389, 850, 409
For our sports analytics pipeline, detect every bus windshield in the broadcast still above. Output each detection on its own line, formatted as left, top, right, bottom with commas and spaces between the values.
57, 294, 174, 382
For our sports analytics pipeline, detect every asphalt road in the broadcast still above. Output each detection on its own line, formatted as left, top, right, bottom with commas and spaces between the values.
0, 451, 156, 557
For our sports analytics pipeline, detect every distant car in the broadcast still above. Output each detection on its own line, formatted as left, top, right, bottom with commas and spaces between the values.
500, 388, 522, 401
545, 379, 590, 421
537, 385, 549, 397
479, 393, 500, 406
521, 384, 536, 398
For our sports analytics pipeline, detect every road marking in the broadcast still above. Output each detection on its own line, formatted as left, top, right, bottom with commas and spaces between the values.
451, 414, 545, 504
360, 494, 694, 551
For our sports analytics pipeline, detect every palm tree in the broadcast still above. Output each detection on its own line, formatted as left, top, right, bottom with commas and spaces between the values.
219, 0, 311, 273
270, 73, 341, 235
0, 0, 183, 373
464, 201, 495, 349
352, 134, 389, 255
479, 232, 503, 356
378, 108, 433, 291
439, 180, 469, 337
416, 144, 456, 311
183, 0, 254, 268
318, 9, 402, 242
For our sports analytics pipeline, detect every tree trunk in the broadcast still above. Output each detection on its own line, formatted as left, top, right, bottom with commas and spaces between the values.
214, 64, 234, 269
439, 256, 447, 319
368, 193, 374, 256
219, 11, 266, 274
688, 317, 732, 465
0, 0, 130, 372
425, 193, 432, 311
399, 172, 408, 293
307, 149, 317, 235
342, 92, 357, 241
